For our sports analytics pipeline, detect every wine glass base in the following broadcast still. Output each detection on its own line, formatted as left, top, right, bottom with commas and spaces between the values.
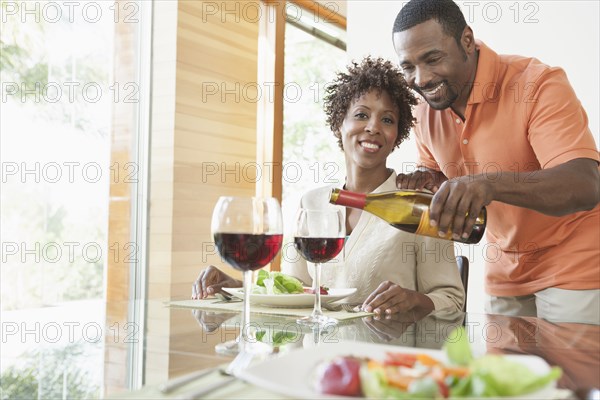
296, 315, 338, 327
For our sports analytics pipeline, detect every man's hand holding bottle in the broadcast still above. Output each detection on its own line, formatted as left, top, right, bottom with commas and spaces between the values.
396, 169, 491, 242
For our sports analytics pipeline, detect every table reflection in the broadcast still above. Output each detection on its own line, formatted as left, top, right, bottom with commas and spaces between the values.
482, 314, 600, 392
177, 307, 599, 394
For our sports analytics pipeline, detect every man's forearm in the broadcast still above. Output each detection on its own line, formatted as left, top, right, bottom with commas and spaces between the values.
490, 158, 599, 216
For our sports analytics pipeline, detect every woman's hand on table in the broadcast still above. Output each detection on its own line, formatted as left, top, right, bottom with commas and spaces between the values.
361, 281, 435, 315
192, 265, 242, 299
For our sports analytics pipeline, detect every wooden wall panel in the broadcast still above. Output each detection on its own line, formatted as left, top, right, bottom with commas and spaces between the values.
170, 0, 260, 284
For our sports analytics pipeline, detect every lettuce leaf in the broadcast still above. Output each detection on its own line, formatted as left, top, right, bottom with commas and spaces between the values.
255, 270, 304, 294
271, 272, 304, 294
256, 270, 270, 287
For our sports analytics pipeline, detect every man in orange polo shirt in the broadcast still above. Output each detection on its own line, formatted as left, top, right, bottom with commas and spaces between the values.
392, 0, 599, 324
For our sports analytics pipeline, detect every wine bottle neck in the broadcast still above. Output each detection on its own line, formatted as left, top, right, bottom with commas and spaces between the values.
330, 189, 367, 209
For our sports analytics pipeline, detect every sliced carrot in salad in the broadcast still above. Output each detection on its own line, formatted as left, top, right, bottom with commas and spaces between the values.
383, 352, 417, 368
442, 365, 470, 378
416, 353, 442, 367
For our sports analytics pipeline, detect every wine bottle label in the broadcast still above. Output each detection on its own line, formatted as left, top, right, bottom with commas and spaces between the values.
416, 209, 453, 240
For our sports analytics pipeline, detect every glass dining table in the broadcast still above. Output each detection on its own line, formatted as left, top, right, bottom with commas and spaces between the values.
100, 299, 599, 400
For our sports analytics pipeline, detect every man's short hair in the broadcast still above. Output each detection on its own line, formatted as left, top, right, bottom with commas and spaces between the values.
393, 0, 467, 44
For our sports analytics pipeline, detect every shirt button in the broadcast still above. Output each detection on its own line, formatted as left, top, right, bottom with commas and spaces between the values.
455, 118, 461, 124
463, 139, 469, 145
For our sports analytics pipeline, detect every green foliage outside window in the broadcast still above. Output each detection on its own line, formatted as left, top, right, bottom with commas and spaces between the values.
1, 0, 109, 310
282, 22, 347, 209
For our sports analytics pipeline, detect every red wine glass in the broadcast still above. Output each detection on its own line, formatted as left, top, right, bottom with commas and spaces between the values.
211, 196, 283, 364
294, 208, 345, 327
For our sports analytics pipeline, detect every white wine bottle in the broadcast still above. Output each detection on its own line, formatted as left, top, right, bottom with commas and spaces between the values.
329, 188, 486, 244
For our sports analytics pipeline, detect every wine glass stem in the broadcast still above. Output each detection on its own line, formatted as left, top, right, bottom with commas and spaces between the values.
240, 270, 253, 351
312, 262, 323, 318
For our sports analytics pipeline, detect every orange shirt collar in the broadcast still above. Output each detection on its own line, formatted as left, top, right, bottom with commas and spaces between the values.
468, 40, 499, 105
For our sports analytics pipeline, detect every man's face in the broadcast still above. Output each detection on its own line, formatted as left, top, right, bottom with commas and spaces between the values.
393, 19, 472, 110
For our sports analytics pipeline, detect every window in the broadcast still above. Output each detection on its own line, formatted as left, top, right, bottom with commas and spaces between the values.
281, 9, 347, 241
0, 1, 150, 396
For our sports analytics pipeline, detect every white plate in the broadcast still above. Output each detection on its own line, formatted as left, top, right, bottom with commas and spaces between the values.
222, 287, 357, 308
238, 341, 557, 399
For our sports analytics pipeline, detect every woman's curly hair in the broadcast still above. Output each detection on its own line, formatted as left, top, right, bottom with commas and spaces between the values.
323, 57, 417, 150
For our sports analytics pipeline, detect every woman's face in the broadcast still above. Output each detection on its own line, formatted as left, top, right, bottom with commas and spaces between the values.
340, 89, 399, 170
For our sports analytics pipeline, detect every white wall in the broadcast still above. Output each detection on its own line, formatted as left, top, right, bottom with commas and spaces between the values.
346, 1, 600, 313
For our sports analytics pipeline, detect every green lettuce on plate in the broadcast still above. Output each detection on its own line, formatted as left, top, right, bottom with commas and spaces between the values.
254, 270, 304, 295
